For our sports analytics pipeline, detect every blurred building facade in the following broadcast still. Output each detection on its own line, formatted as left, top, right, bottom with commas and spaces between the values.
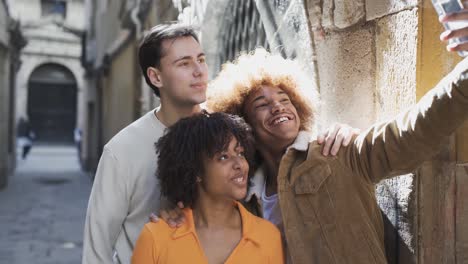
83, 0, 468, 262
8, 0, 85, 144
0, 0, 25, 189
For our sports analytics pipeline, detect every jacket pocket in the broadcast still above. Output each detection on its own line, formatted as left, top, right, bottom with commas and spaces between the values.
293, 163, 331, 194
289, 164, 339, 261
292, 163, 333, 224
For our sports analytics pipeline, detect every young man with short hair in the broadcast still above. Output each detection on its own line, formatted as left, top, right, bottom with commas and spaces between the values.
82, 23, 208, 264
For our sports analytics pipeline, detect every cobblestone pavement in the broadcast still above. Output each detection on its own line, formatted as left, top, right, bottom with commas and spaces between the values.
0, 145, 93, 264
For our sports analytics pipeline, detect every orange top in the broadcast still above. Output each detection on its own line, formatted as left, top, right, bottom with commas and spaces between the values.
131, 202, 284, 264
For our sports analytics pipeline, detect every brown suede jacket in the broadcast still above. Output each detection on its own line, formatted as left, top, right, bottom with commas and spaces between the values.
244, 58, 468, 263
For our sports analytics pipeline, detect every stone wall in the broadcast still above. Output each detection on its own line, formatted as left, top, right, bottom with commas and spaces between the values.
0, 0, 12, 189
0, 0, 24, 189
0, 45, 10, 189
306, 0, 467, 262
0, 1, 8, 46
0, 1, 9, 189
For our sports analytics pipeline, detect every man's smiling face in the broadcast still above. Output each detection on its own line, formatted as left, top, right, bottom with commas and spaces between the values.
243, 85, 300, 151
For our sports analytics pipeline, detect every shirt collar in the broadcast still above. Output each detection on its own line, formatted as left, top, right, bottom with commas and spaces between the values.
245, 131, 312, 202
237, 201, 262, 245
171, 202, 262, 245
171, 207, 195, 239
287, 130, 312, 152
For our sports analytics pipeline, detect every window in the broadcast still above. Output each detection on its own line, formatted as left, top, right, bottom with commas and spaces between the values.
41, 0, 67, 19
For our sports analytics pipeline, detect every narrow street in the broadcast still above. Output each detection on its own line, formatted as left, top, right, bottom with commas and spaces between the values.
0, 145, 92, 264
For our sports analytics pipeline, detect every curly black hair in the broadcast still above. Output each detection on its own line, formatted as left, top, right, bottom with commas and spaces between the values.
155, 112, 255, 208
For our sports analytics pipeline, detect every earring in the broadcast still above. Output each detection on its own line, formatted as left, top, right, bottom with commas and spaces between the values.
196, 177, 202, 183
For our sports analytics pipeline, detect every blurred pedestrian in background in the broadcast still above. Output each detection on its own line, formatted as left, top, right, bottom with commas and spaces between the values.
74, 127, 82, 163
17, 117, 35, 160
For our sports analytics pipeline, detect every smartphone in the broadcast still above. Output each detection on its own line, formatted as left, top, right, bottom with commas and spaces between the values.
432, 0, 468, 56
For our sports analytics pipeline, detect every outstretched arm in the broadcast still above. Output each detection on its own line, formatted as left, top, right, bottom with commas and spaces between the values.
341, 58, 468, 184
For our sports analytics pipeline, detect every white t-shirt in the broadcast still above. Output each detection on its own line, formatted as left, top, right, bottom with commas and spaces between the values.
83, 109, 166, 264
261, 182, 284, 233
261, 180, 293, 263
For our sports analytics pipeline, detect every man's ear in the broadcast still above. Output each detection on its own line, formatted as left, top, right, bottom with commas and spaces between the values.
147, 67, 163, 89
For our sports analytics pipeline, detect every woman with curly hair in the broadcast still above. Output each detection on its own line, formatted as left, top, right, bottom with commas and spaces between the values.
131, 112, 284, 264
206, 47, 468, 263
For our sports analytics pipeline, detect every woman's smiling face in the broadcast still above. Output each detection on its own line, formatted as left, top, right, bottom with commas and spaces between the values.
200, 136, 249, 201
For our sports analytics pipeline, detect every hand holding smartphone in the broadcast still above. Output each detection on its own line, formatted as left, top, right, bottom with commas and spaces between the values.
432, 0, 468, 56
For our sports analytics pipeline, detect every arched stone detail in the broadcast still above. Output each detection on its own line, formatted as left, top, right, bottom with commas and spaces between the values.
29, 63, 76, 84
19, 58, 83, 96
27, 63, 78, 142
16, 57, 85, 129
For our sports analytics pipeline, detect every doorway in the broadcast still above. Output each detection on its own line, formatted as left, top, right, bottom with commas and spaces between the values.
27, 64, 77, 143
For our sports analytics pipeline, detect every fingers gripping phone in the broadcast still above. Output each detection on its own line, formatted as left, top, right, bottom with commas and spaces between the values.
432, 0, 468, 56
